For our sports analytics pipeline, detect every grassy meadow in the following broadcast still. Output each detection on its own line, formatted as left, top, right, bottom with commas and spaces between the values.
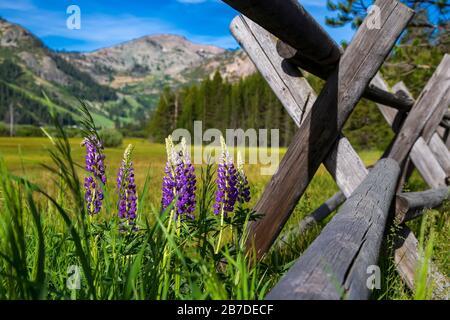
0, 137, 382, 210
0, 134, 448, 300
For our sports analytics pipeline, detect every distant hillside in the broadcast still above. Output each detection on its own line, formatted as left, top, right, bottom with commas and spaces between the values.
63, 34, 254, 91
0, 18, 117, 127
0, 18, 255, 129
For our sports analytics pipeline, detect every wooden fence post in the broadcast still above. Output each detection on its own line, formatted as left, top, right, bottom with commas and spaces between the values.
230, 16, 368, 199
387, 55, 450, 164
372, 79, 448, 189
266, 159, 400, 300
395, 187, 450, 224
223, 0, 448, 298
246, 0, 413, 259
276, 40, 415, 112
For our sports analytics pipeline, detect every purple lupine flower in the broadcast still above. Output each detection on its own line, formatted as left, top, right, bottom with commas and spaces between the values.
213, 137, 238, 216
117, 144, 138, 231
162, 162, 176, 210
82, 136, 106, 185
236, 152, 251, 204
84, 176, 103, 215
162, 137, 178, 212
161, 136, 196, 220
82, 135, 106, 215
175, 143, 196, 219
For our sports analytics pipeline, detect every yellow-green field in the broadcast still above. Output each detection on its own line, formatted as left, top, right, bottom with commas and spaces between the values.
0, 137, 447, 300
0, 137, 382, 218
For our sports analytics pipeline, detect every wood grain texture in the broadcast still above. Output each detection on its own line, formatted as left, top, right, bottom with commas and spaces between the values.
429, 133, 450, 178
276, 40, 415, 112
247, 0, 413, 258
437, 126, 450, 148
371, 78, 448, 188
230, 16, 368, 198
394, 225, 449, 299
395, 187, 449, 224
229, 15, 313, 125
324, 135, 369, 197
222, 0, 342, 66
266, 159, 400, 300
421, 85, 450, 143
388, 54, 450, 163
408, 137, 447, 188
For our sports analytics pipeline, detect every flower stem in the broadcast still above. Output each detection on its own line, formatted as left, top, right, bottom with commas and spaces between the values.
215, 207, 225, 254
174, 218, 181, 297
158, 209, 175, 299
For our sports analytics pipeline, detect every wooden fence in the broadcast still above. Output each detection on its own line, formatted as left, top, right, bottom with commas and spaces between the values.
221, 0, 450, 299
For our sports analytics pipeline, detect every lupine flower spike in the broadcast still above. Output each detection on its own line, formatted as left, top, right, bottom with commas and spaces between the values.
117, 144, 138, 231
161, 136, 197, 222
162, 136, 177, 213
236, 151, 251, 204
176, 138, 196, 220
213, 136, 238, 216
214, 136, 238, 254
82, 136, 106, 215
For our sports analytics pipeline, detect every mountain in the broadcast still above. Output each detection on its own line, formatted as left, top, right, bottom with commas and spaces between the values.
62, 34, 254, 93
0, 18, 255, 130
0, 18, 118, 128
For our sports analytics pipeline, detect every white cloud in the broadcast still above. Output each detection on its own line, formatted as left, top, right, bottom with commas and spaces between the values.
3, 6, 184, 51
0, 1, 238, 51
0, 0, 35, 11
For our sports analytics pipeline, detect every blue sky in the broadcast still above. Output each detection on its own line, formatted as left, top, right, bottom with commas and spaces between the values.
0, 0, 355, 52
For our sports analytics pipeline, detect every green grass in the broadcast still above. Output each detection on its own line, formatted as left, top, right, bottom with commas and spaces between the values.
0, 127, 447, 300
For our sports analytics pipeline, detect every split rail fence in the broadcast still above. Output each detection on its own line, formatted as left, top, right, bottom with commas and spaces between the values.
221, 0, 450, 299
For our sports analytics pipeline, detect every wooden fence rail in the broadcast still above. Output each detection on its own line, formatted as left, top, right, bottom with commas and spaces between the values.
223, 0, 413, 111
276, 41, 450, 188
221, 0, 449, 299
276, 40, 415, 112
230, 16, 369, 196
245, 0, 413, 259
395, 187, 450, 224
266, 159, 400, 300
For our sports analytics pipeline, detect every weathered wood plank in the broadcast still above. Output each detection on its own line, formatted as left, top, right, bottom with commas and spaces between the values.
437, 126, 450, 149
324, 135, 369, 197
247, 0, 413, 258
266, 159, 400, 300
388, 54, 450, 163
394, 225, 449, 299
388, 81, 448, 188
284, 185, 448, 250
372, 79, 414, 192
222, 0, 342, 66
229, 16, 313, 125
406, 137, 447, 188
429, 133, 450, 178
276, 40, 415, 112
421, 86, 450, 143
230, 16, 368, 198
395, 187, 450, 224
